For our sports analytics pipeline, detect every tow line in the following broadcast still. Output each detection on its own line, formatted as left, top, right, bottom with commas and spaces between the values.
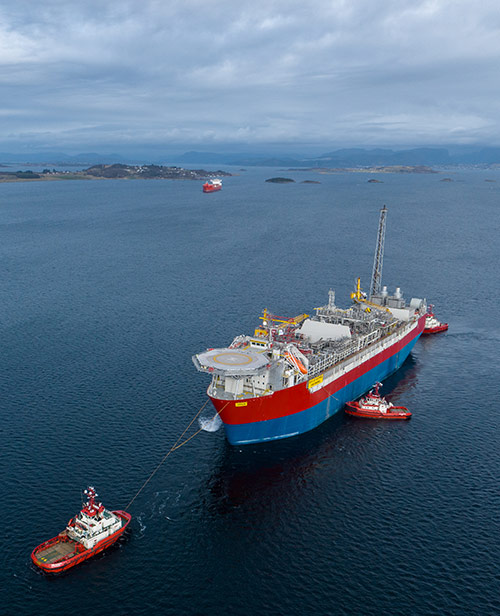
124, 400, 228, 511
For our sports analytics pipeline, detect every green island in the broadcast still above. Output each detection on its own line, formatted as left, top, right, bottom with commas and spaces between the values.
0, 164, 233, 183
265, 177, 295, 183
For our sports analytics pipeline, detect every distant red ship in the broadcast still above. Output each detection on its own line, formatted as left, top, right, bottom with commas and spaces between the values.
423, 304, 448, 334
203, 179, 222, 193
31, 487, 131, 574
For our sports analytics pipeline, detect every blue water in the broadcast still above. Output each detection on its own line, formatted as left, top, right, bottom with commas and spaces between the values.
2, 168, 500, 615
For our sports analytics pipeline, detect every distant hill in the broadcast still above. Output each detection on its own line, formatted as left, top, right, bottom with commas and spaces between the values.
173, 151, 301, 166
172, 147, 500, 167
4, 146, 500, 168
451, 147, 500, 164
312, 148, 451, 166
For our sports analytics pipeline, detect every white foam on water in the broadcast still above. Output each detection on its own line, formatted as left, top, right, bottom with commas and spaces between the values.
198, 414, 223, 432
137, 514, 147, 538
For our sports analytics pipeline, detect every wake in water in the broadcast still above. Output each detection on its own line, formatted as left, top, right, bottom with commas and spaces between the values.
198, 414, 223, 432
135, 514, 147, 539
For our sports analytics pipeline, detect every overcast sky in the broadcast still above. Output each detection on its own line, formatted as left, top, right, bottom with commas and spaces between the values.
2, 0, 500, 153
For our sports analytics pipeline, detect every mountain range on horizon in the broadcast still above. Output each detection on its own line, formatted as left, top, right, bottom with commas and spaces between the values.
3, 146, 500, 167
173, 146, 500, 167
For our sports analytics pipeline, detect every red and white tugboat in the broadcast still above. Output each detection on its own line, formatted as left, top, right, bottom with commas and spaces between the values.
203, 178, 222, 193
31, 487, 131, 574
423, 304, 448, 334
345, 383, 411, 420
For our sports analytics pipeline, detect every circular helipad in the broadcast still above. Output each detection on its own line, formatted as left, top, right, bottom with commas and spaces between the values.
195, 347, 269, 375
212, 352, 254, 366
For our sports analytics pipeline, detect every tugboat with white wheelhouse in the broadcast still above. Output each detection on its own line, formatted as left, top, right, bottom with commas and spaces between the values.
31, 487, 131, 574
423, 304, 448, 334
345, 382, 411, 420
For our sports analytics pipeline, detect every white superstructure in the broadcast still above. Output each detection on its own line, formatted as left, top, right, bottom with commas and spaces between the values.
66, 487, 123, 550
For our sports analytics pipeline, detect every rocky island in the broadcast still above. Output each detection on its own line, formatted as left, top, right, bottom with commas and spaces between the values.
290, 165, 438, 174
0, 164, 232, 183
265, 177, 295, 183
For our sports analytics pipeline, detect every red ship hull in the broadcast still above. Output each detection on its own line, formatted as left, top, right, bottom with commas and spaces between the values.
209, 314, 425, 444
203, 184, 222, 193
31, 510, 131, 574
423, 323, 448, 335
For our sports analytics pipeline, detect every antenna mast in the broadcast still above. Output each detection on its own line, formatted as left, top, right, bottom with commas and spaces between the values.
370, 205, 388, 299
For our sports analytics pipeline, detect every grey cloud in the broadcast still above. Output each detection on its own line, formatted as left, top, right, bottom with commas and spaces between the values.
1, 0, 500, 150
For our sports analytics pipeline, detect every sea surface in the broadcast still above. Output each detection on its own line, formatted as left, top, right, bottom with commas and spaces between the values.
1, 167, 499, 615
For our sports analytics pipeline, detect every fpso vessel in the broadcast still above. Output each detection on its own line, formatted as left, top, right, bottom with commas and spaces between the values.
193, 207, 427, 445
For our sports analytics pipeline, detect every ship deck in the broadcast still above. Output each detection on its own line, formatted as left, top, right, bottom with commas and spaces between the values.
36, 539, 79, 564
208, 318, 416, 402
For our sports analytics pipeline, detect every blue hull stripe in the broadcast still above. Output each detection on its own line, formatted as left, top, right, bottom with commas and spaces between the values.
224, 335, 420, 445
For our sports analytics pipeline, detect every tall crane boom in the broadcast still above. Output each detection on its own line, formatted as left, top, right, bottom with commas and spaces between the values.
370, 205, 388, 299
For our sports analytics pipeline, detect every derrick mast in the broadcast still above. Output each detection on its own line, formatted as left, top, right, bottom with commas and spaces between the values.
370, 205, 387, 299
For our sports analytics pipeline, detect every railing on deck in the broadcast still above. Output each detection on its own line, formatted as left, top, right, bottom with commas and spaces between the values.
306, 320, 410, 379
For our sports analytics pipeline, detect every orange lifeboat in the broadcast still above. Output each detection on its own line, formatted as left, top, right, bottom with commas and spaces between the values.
285, 351, 308, 375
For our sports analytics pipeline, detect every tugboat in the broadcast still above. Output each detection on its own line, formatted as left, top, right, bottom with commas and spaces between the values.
203, 179, 222, 193
423, 304, 448, 334
345, 383, 411, 420
31, 487, 131, 573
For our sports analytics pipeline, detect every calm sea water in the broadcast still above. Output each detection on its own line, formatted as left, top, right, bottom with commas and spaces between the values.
2, 167, 500, 615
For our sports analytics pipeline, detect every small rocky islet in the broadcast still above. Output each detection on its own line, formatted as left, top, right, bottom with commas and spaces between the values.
265, 177, 295, 183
